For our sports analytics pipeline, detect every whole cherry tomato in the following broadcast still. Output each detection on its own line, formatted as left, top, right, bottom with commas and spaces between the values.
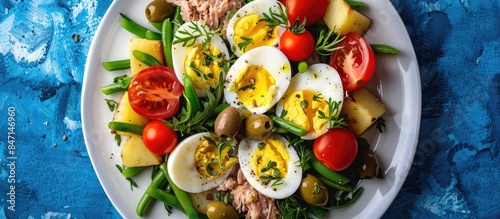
280, 29, 315, 62
128, 66, 183, 119
329, 32, 376, 92
143, 120, 178, 155
312, 128, 358, 171
279, 0, 329, 26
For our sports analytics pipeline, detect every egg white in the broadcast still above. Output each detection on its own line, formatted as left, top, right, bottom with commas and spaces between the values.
237, 134, 302, 200
167, 132, 235, 193
226, 0, 286, 57
224, 46, 291, 114
275, 63, 344, 139
171, 21, 229, 97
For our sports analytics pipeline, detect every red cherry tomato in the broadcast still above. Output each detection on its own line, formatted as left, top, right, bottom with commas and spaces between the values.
329, 32, 376, 92
128, 66, 183, 119
280, 29, 315, 62
143, 120, 178, 155
279, 0, 329, 26
312, 128, 358, 171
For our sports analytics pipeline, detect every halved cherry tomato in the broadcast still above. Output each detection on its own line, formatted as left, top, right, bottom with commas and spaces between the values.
329, 32, 376, 92
128, 66, 183, 119
280, 29, 315, 62
312, 128, 358, 171
279, 0, 329, 26
143, 120, 178, 155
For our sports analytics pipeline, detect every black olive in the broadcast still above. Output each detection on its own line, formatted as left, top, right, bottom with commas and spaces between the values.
214, 107, 243, 138
356, 148, 380, 179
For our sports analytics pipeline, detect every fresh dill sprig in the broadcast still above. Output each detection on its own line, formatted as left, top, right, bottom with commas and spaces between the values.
173, 22, 221, 50
318, 97, 347, 128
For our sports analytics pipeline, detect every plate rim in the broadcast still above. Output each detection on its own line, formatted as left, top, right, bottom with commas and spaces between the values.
81, 0, 422, 218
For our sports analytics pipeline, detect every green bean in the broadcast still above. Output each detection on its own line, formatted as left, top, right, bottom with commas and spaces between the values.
332, 187, 364, 208
308, 205, 327, 218
101, 83, 127, 95
310, 157, 350, 185
319, 176, 352, 192
121, 166, 145, 178
159, 162, 199, 219
269, 115, 307, 136
370, 44, 400, 55
182, 75, 201, 120
162, 19, 174, 68
344, 0, 366, 9
102, 59, 130, 71
150, 21, 163, 32
108, 121, 144, 136
146, 187, 185, 213
172, 6, 183, 34
136, 168, 168, 216
145, 30, 162, 40
298, 61, 308, 73
132, 50, 162, 66
120, 14, 160, 39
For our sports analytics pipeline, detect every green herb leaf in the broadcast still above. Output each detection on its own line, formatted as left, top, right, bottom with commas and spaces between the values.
237, 37, 253, 52
114, 134, 122, 146
257, 142, 266, 150
105, 99, 118, 112
315, 28, 346, 56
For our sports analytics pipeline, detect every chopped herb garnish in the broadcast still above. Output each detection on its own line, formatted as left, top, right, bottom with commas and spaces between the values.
257, 142, 266, 150
238, 82, 255, 91
318, 97, 347, 128
105, 99, 118, 112
189, 62, 209, 81
115, 164, 138, 191
376, 118, 386, 133
114, 134, 121, 146
312, 182, 326, 194
313, 94, 324, 102
238, 37, 253, 52
300, 100, 309, 109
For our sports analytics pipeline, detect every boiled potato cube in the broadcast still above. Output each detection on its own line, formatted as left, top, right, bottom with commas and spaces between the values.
112, 91, 149, 135
341, 87, 387, 135
129, 37, 165, 75
121, 134, 162, 168
323, 0, 372, 36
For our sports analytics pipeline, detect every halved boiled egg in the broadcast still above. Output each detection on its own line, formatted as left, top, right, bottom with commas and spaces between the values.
224, 46, 291, 114
238, 134, 302, 199
167, 132, 238, 193
172, 21, 230, 96
226, 0, 286, 57
275, 63, 344, 139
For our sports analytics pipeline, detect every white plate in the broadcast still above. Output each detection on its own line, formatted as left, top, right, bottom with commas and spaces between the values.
81, 0, 421, 218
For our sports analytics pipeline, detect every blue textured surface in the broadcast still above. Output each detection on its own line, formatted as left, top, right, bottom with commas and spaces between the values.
0, 0, 499, 218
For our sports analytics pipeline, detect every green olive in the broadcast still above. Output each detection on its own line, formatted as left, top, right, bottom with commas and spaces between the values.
357, 148, 380, 179
244, 114, 274, 140
145, 0, 175, 23
214, 107, 243, 138
206, 201, 239, 219
299, 174, 328, 206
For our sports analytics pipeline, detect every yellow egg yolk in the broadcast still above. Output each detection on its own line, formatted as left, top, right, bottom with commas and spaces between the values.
228, 65, 277, 109
283, 90, 329, 136
184, 44, 224, 90
195, 139, 238, 179
233, 14, 279, 53
250, 135, 290, 183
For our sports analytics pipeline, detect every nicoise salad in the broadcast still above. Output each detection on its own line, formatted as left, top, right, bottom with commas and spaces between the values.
100, 0, 399, 218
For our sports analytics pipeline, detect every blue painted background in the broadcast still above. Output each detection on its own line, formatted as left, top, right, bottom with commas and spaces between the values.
0, 0, 499, 218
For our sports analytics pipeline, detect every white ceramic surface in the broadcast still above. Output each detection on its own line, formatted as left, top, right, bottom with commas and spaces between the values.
81, 0, 421, 218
